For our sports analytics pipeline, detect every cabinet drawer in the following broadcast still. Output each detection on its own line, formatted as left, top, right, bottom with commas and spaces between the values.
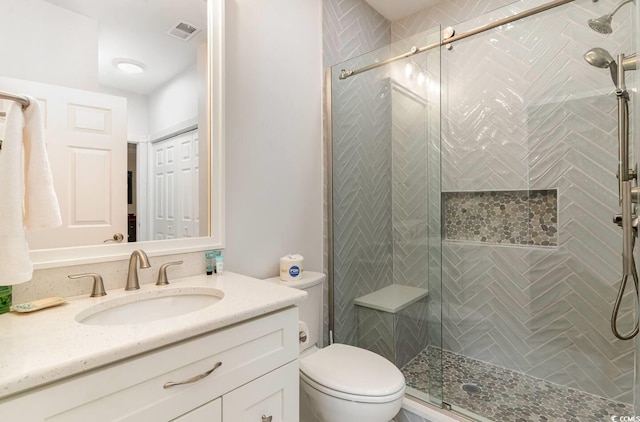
173, 398, 221, 422
223, 361, 299, 422
1, 307, 298, 421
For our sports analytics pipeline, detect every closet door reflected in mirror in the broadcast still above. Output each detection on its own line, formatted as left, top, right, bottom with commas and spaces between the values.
0, 0, 211, 250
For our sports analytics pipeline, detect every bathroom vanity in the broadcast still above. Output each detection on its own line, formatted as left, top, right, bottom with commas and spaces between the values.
0, 272, 305, 421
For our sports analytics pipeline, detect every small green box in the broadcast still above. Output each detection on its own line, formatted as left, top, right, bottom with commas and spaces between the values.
0, 286, 12, 315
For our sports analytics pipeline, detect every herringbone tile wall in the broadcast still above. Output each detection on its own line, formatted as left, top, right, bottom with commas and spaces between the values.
322, 0, 391, 347
391, 82, 429, 290
391, 0, 635, 403
330, 29, 441, 361
356, 298, 430, 369
331, 67, 393, 347
390, 73, 440, 372
391, 0, 518, 43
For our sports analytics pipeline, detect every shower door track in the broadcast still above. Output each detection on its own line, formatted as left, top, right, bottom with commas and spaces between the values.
338, 0, 575, 80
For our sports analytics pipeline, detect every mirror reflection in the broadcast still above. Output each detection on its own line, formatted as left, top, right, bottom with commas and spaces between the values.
0, 0, 210, 249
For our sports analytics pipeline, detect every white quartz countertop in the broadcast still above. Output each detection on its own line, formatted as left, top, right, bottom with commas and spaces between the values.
0, 272, 306, 399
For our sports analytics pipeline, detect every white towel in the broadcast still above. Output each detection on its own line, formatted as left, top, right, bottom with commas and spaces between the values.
22, 95, 61, 230
0, 97, 62, 285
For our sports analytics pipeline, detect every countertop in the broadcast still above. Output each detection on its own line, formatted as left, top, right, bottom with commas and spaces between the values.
0, 272, 306, 399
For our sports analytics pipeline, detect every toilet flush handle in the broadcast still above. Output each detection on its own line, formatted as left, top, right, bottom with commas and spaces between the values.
262, 416, 272, 422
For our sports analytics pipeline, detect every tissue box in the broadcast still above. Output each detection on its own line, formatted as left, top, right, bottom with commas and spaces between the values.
0, 286, 11, 315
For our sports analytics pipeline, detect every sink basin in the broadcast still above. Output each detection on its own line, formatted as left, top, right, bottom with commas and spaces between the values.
76, 287, 224, 326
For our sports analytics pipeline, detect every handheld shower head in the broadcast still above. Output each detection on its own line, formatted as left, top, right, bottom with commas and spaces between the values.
584, 47, 615, 68
584, 47, 618, 86
587, 0, 634, 34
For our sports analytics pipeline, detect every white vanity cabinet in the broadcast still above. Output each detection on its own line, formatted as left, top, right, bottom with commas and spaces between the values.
174, 398, 222, 421
0, 307, 299, 422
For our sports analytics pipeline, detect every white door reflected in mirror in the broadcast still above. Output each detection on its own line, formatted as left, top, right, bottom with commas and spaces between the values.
151, 129, 200, 241
0, 0, 215, 252
0, 78, 129, 249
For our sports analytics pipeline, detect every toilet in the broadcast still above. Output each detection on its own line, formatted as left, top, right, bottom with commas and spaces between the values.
266, 272, 405, 422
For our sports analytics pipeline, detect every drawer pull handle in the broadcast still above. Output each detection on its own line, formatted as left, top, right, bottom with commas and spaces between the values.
262, 416, 273, 422
163, 362, 222, 389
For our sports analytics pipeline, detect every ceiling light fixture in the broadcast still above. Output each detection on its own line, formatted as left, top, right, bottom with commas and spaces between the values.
113, 59, 146, 74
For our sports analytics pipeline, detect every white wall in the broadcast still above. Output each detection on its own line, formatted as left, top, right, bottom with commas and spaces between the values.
224, 0, 323, 278
122, 93, 150, 141
99, 86, 150, 141
0, 0, 98, 91
147, 65, 199, 136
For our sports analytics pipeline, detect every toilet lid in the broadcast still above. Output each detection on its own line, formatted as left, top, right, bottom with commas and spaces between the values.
300, 344, 405, 397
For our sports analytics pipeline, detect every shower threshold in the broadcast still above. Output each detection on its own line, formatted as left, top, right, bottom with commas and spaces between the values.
402, 348, 631, 422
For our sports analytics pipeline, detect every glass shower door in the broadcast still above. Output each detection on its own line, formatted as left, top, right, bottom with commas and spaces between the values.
329, 25, 443, 406
436, 1, 637, 420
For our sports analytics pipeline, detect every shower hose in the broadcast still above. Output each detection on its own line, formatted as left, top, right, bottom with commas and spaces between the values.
612, 222, 640, 340
611, 93, 640, 341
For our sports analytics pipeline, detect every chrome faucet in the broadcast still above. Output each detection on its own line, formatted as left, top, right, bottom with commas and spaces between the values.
125, 250, 151, 291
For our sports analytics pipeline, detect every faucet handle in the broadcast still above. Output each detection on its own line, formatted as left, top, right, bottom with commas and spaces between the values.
156, 261, 184, 286
68, 273, 106, 297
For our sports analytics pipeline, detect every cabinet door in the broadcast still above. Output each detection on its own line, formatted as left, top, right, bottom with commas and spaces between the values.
223, 361, 299, 422
173, 398, 221, 422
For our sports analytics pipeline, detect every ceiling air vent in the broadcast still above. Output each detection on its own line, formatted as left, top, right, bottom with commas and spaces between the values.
167, 21, 201, 41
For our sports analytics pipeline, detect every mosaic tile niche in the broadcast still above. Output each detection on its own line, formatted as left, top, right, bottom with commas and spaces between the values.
444, 190, 558, 246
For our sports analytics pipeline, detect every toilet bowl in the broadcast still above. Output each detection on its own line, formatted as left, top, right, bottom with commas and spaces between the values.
299, 344, 405, 422
265, 272, 405, 422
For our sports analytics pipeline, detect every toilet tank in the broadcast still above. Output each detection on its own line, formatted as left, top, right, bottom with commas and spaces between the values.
265, 272, 325, 350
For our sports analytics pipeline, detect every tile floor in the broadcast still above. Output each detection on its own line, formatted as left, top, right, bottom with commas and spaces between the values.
402, 348, 632, 422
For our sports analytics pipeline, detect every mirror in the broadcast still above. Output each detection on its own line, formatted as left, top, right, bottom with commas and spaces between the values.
0, 0, 225, 267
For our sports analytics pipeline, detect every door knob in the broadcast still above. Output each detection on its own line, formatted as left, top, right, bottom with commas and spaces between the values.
104, 233, 124, 243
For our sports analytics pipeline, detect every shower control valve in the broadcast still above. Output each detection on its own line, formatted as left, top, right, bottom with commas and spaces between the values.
613, 213, 639, 229
631, 186, 640, 202
616, 168, 638, 181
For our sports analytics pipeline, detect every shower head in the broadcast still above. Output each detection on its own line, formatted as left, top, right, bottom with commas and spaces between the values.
587, 0, 634, 34
588, 14, 613, 34
584, 47, 618, 86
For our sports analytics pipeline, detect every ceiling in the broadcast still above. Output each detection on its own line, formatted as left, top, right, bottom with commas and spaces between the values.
363, 0, 441, 21
42, 0, 207, 95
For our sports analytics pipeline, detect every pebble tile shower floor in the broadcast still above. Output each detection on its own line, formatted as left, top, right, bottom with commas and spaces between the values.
401, 349, 632, 421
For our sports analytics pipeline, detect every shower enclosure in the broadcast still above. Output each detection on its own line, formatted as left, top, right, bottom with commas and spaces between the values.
328, 0, 638, 420
329, 25, 443, 405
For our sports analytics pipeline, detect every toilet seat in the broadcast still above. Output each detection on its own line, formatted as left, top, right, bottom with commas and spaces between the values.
300, 371, 405, 404
299, 344, 405, 403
